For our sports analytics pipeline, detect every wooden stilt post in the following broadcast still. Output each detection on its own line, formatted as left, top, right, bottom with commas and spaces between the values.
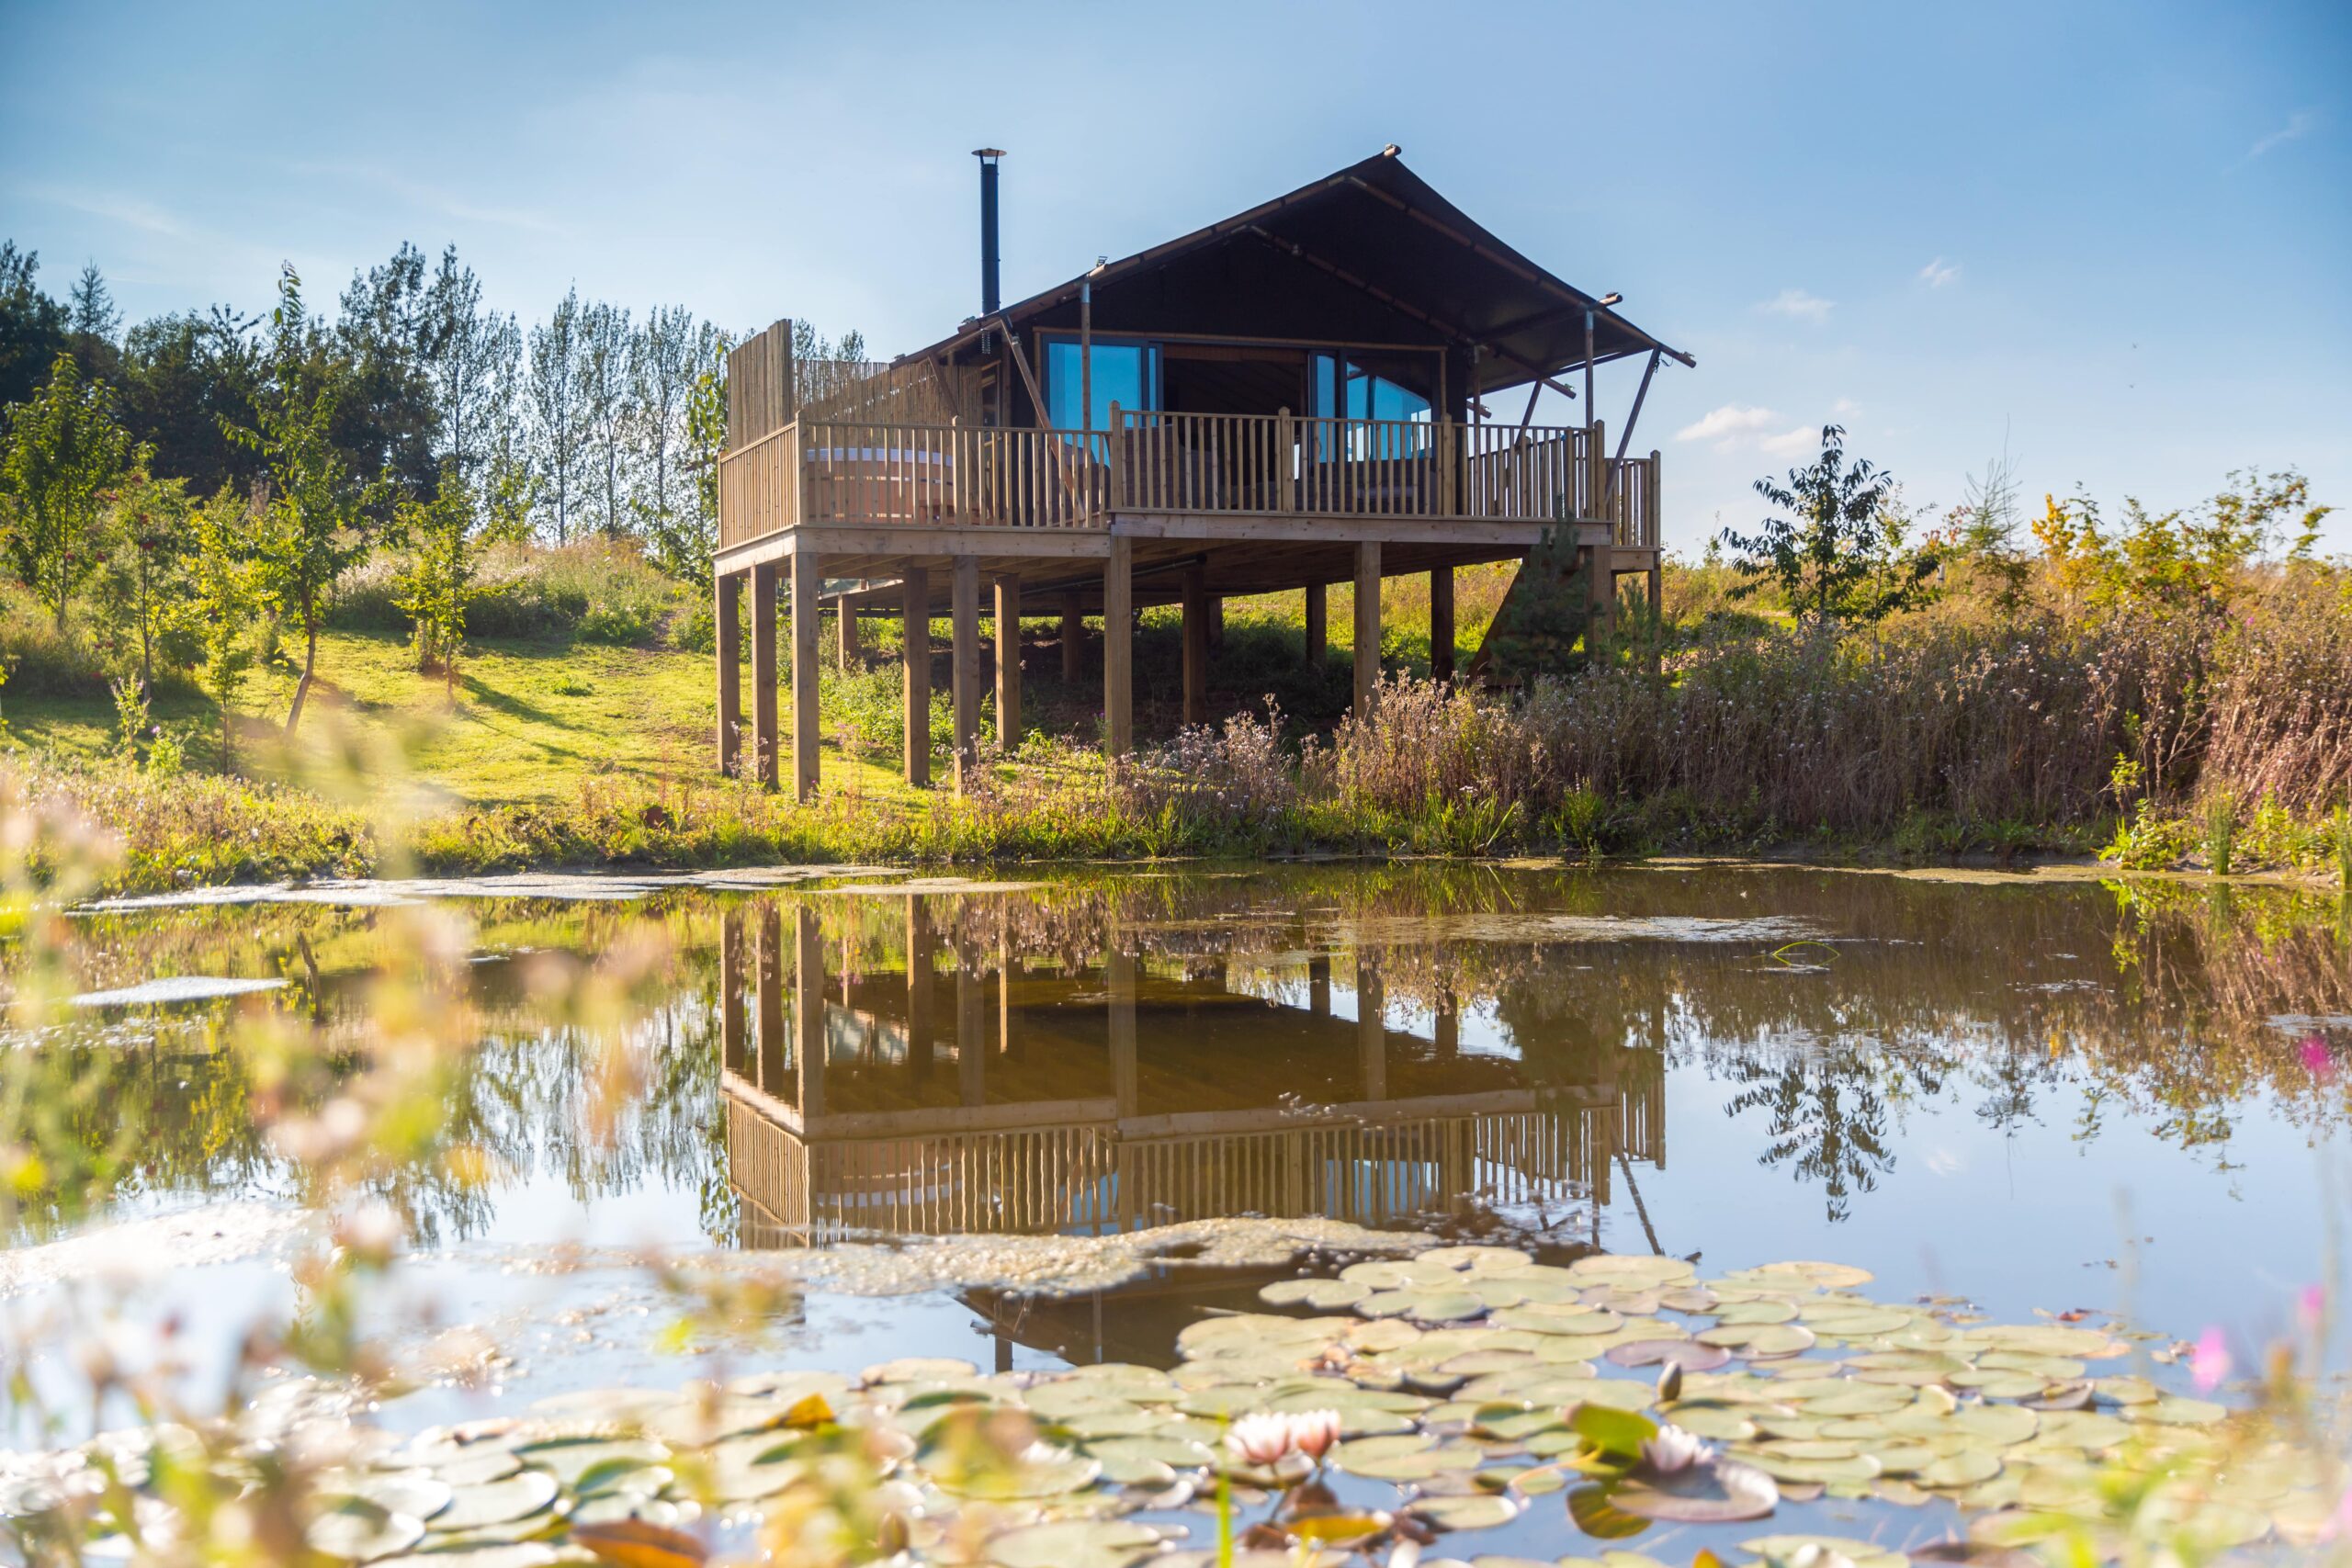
1103, 536, 1133, 759
993, 575, 1022, 753
901, 567, 931, 787
789, 551, 820, 802
1181, 561, 1207, 727
1304, 581, 1326, 670
1430, 565, 1454, 682
793, 905, 825, 1120
1206, 594, 1225, 650
951, 556, 980, 792
1352, 540, 1383, 714
1060, 591, 1082, 682
1587, 417, 1613, 629
715, 570, 741, 775
835, 604, 860, 670
752, 562, 779, 789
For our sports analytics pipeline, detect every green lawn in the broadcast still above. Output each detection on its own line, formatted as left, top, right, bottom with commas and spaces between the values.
2, 562, 1521, 811
7, 630, 922, 808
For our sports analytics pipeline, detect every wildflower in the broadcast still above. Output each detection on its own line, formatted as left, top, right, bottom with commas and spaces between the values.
2189, 1325, 2232, 1393
1226, 1412, 1295, 1467
2301, 1034, 2335, 1077
1638, 1422, 1713, 1474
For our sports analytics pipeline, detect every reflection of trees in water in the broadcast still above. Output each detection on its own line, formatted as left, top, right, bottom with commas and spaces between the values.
27, 867, 2348, 1240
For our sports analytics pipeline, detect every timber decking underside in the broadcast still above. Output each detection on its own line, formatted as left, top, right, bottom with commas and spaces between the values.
714, 513, 1657, 613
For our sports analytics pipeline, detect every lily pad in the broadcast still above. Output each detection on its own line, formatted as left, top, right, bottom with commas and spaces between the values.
307, 1500, 426, 1562
985, 1519, 1166, 1568
1611, 1454, 1779, 1523
1607, 1341, 1731, 1372
1740, 1533, 1908, 1568
1259, 1278, 1371, 1311
431, 1471, 559, 1533
1408, 1493, 1521, 1531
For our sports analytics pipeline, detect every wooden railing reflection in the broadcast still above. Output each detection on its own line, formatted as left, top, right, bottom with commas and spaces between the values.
716, 903, 1659, 1247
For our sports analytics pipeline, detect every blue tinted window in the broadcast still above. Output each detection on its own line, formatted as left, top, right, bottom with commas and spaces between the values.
1046, 340, 1155, 430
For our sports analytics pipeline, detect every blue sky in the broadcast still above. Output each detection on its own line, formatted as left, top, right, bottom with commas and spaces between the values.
4, 0, 2346, 548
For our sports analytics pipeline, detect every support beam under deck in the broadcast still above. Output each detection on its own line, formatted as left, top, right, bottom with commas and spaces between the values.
1353, 541, 1383, 713
901, 567, 931, 788
952, 557, 981, 792
1304, 581, 1326, 670
715, 571, 741, 776
1430, 565, 1454, 683
790, 551, 820, 802
1181, 562, 1207, 727
994, 576, 1022, 753
752, 562, 779, 790
1103, 537, 1133, 760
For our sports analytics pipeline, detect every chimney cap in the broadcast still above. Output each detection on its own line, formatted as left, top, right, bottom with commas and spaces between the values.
972, 148, 1006, 162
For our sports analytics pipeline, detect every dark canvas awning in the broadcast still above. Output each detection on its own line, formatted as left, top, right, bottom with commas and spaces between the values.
898, 148, 1690, 400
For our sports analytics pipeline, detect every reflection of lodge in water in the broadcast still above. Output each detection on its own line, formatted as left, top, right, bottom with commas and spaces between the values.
718, 902, 1664, 1245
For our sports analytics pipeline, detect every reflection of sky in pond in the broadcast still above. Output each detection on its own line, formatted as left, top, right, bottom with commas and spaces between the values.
9, 863, 2350, 1416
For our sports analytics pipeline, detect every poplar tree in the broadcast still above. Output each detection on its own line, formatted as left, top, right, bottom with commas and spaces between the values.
526, 288, 586, 543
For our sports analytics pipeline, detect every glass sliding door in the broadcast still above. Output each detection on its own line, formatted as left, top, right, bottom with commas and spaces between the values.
1045, 339, 1159, 437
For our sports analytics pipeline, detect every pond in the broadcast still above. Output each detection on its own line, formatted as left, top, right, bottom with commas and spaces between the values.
6, 862, 2349, 1563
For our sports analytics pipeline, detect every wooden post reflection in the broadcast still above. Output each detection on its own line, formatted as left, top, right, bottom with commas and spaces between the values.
1108, 951, 1137, 1120
794, 905, 825, 1119
956, 930, 986, 1108
1307, 955, 1330, 1019
1356, 954, 1386, 1101
1434, 987, 1459, 1059
756, 905, 786, 1093
998, 931, 1016, 1057
907, 896, 934, 1083
719, 908, 747, 1077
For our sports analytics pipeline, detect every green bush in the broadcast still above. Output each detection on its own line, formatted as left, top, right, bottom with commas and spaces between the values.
332, 540, 685, 647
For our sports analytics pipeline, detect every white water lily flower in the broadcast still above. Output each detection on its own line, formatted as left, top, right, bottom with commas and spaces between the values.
1637, 1422, 1713, 1474
1286, 1409, 1341, 1461
1226, 1412, 1295, 1466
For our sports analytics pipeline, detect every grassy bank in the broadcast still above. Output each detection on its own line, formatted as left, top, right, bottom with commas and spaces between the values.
6, 525, 2351, 895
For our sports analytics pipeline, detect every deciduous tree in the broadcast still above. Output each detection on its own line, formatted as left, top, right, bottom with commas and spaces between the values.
527, 288, 587, 543
1720, 425, 1937, 626
0, 353, 133, 629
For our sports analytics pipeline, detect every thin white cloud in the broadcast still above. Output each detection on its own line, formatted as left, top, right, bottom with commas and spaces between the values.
1758, 288, 1834, 323
1679, 403, 1834, 459
1676, 404, 1778, 446
1831, 397, 1861, 417
17, 186, 191, 238
2247, 108, 2317, 159
1918, 256, 1961, 288
289, 160, 570, 237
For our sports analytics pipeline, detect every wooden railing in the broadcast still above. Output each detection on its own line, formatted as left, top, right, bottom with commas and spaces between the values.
716, 409, 1662, 551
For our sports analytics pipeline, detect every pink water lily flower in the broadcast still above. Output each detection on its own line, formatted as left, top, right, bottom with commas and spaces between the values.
1287, 1409, 1341, 1462
1226, 1412, 1295, 1467
2190, 1325, 2233, 1393
2300, 1284, 2328, 1337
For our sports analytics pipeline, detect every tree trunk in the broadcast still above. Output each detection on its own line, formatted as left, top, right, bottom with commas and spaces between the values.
285, 613, 320, 738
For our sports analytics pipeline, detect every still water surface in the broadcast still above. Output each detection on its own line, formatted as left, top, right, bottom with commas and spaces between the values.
17, 862, 2352, 1427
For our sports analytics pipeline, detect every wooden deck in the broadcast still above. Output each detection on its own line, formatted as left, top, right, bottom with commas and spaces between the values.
711, 405, 1663, 799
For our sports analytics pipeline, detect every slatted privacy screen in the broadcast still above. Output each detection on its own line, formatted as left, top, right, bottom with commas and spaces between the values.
724, 321, 794, 451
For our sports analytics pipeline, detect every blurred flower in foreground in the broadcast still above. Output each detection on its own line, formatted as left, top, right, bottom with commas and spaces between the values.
2190, 1325, 2233, 1393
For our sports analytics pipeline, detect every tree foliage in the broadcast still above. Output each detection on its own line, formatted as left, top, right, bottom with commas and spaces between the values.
0, 352, 133, 629
1720, 425, 1938, 626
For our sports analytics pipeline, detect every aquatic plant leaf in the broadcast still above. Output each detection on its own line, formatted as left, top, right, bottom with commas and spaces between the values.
514, 1439, 668, 1486
1738, 1534, 1908, 1568
1566, 1405, 1657, 1460
984, 1518, 1165, 1568
432, 1471, 560, 1532
1566, 1257, 1695, 1289
1261, 1278, 1370, 1310
307, 1500, 426, 1562
1727, 1261, 1875, 1291
1919, 1450, 2004, 1488
1729, 1448, 1882, 1485
1566, 1485, 1650, 1540
2127, 1395, 2227, 1426
1655, 1403, 1757, 1442
1611, 1454, 1779, 1523
1408, 1492, 1520, 1531
1696, 1324, 1816, 1358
